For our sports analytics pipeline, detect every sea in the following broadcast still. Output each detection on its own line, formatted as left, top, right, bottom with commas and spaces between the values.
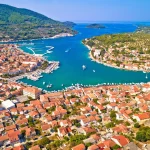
10, 22, 150, 91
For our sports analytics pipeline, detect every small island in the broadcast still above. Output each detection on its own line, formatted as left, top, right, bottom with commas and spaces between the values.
87, 24, 105, 29
83, 27, 150, 72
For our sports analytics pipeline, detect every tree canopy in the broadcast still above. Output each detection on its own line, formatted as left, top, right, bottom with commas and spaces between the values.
0, 4, 77, 41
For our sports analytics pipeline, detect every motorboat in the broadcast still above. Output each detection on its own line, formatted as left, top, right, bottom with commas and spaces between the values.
82, 65, 86, 70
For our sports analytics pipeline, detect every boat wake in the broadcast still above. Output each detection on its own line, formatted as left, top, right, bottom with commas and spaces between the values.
27, 47, 43, 56
46, 46, 54, 50
65, 48, 71, 53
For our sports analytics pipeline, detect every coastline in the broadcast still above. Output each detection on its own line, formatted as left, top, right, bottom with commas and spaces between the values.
0, 44, 60, 84
84, 43, 149, 73
0, 33, 74, 43
17, 47, 44, 61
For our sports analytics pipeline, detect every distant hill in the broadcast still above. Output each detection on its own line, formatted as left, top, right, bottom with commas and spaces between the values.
63, 21, 76, 28
0, 4, 77, 41
87, 24, 105, 29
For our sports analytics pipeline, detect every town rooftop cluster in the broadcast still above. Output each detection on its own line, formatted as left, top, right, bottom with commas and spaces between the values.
0, 78, 150, 150
0, 44, 43, 77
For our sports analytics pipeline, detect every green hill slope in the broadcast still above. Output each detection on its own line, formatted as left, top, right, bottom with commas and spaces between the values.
0, 4, 76, 41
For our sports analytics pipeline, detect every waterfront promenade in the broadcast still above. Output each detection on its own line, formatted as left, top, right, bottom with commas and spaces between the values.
0, 61, 59, 82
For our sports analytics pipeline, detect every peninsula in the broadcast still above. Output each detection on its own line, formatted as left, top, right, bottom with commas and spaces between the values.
87, 24, 105, 29
0, 4, 77, 42
63, 21, 76, 28
83, 27, 150, 72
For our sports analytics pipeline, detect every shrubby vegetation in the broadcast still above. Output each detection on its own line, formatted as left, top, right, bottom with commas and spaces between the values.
63, 21, 76, 28
83, 26, 150, 70
136, 126, 150, 142
36, 137, 50, 146
134, 123, 140, 128
85, 32, 150, 54
0, 4, 77, 41
87, 24, 105, 29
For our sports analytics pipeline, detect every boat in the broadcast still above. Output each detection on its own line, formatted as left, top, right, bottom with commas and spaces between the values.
93, 70, 96, 72
22, 42, 34, 46
29, 42, 34, 45
47, 50, 53, 53
62, 84, 64, 86
146, 74, 148, 79
43, 82, 45, 85
82, 65, 86, 70
65, 48, 71, 53
46, 46, 52, 48
47, 84, 52, 88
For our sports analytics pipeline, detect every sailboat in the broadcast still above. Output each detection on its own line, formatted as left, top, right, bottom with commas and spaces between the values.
93, 70, 96, 73
82, 65, 86, 70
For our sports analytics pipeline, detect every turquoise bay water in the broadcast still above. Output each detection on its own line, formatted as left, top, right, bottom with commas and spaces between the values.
16, 23, 149, 91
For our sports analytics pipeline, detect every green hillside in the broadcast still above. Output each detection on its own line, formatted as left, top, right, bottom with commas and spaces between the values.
0, 4, 77, 41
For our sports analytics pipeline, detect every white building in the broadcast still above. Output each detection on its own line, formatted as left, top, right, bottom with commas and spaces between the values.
94, 50, 100, 58
2, 100, 15, 110
23, 87, 41, 99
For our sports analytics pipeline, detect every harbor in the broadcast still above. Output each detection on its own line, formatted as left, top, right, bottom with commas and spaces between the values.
27, 61, 59, 80
16, 81, 149, 94
17, 23, 149, 92
0, 61, 60, 83
23, 45, 55, 57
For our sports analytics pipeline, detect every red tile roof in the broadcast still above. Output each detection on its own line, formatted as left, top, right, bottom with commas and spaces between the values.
72, 144, 86, 150
112, 135, 129, 146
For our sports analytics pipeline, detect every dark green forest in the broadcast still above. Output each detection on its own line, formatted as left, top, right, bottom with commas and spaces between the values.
0, 4, 76, 41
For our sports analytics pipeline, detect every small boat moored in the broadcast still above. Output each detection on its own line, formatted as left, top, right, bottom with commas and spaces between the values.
47, 84, 53, 88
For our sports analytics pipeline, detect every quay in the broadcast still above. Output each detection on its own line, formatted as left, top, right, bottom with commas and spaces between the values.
0, 61, 60, 82
44, 61, 59, 73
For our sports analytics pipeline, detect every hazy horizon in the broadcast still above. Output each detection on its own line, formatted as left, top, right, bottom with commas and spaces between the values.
0, 0, 150, 22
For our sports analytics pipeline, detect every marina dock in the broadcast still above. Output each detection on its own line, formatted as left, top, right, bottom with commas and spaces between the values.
0, 61, 60, 82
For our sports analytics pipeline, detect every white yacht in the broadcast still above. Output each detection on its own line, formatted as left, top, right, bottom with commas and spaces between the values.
146, 74, 148, 79
47, 50, 53, 53
65, 48, 71, 53
47, 84, 52, 88
82, 65, 86, 70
